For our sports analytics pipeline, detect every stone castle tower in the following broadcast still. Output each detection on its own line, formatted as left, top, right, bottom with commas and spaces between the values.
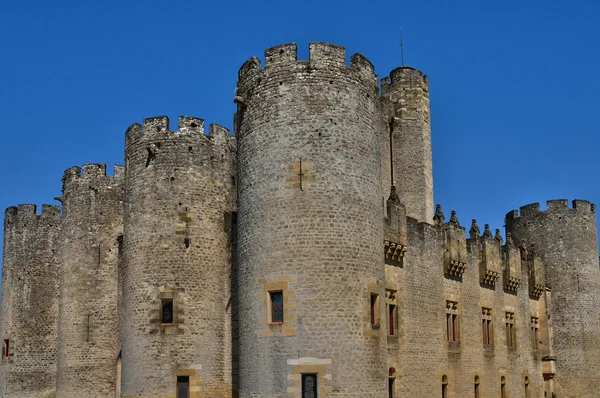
0, 42, 598, 398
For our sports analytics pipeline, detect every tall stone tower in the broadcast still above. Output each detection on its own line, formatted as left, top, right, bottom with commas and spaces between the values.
56, 164, 124, 397
0, 204, 60, 398
506, 200, 600, 398
380, 67, 433, 223
121, 117, 236, 397
234, 42, 387, 396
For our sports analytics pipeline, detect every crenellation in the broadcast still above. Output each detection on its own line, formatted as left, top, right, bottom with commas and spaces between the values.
1, 41, 596, 398
264, 42, 297, 67
308, 42, 346, 65
177, 115, 205, 134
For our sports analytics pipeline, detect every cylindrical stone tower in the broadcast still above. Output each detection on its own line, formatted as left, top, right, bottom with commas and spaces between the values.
56, 163, 124, 397
380, 67, 433, 223
506, 199, 600, 398
121, 116, 236, 397
0, 204, 60, 398
235, 42, 387, 396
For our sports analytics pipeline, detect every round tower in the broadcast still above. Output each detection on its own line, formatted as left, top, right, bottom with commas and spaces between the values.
380, 67, 433, 223
121, 116, 236, 397
0, 204, 60, 398
505, 199, 600, 398
56, 164, 124, 397
235, 42, 387, 396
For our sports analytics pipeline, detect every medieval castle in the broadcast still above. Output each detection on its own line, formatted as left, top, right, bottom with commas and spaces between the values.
0, 42, 599, 398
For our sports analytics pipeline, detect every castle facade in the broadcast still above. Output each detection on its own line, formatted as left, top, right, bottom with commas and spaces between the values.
0, 42, 599, 398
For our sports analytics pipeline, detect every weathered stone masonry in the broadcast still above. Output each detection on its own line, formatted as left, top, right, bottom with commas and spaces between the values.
0, 42, 598, 398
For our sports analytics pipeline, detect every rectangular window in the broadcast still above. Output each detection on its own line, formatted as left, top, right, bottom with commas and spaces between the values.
270, 291, 284, 323
506, 312, 516, 348
482, 308, 493, 345
301, 373, 318, 398
531, 316, 539, 349
388, 376, 395, 398
388, 304, 397, 336
161, 299, 174, 324
446, 301, 459, 342
2, 339, 8, 358
177, 376, 189, 398
370, 293, 380, 325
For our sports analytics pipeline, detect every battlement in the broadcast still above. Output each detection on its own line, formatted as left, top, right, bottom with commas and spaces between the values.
237, 42, 376, 84
506, 199, 596, 221
4, 204, 60, 228
381, 66, 429, 96
62, 163, 124, 186
125, 116, 230, 142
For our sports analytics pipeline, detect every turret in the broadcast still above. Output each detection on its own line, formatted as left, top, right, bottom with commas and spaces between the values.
121, 116, 236, 397
0, 204, 60, 397
56, 163, 124, 397
235, 42, 387, 396
506, 199, 600, 397
380, 66, 433, 223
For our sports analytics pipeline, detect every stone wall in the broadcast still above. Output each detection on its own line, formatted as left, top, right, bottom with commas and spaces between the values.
120, 117, 236, 397
235, 42, 387, 397
0, 204, 60, 398
56, 163, 124, 397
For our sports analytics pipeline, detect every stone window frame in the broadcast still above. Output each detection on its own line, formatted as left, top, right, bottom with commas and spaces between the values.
171, 367, 202, 398
362, 278, 384, 338
501, 375, 508, 398
287, 358, 332, 397
474, 375, 481, 398
386, 289, 398, 337
530, 315, 540, 350
441, 374, 449, 398
156, 286, 182, 335
258, 276, 297, 337
446, 300, 459, 343
482, 307, 493, 347
389, 367, 397, 398
505, 311, 517, 349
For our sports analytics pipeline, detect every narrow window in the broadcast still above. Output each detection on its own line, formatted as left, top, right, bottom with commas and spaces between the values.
442, 375, 449, 398
389, 368, 396, 398
388, 304, 397, 336
482, 308, 492, 345
270, 291, 284, 323
474, 375, 480, 398
161, 299, 174, 324
501, 376, 507, 398
446, 301, 459, 342
370, 293, 380, 325
301, 373, 318, 398
524, 376, 530, 398
531, 317, 539, 349
505, 312, 516, 348
177, 376, 189, 398
2, 339, 8, 358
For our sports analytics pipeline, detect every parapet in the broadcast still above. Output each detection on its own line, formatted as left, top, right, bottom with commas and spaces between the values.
4, 203, 60, 229
125, 115, 230, 144
506, 199, 596, 222
237, 42, 377, 85
62, 163, 124, 187
381, 66, 429, 97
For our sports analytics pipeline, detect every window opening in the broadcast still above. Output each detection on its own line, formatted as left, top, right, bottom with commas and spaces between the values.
506, 312, 516, 348
388, 304, 397, 336
482, 308, 492, 345
446, 301, 459, 342
501, 376, 507, 398
525, 376, 530, 398
2, 339, 8, 358
177, 376, 189, 398
270, 291, 284, 323
161, 299, 174, 324
474, 375, 480, 398
531, 317, 539, 349
442, 375, 449, 398
370, 293, 380, 325
389, 368, 396, 398
301, 373, 318, 398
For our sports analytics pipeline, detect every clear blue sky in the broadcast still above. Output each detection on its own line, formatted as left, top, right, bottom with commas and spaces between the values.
1, 0, 599, 256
